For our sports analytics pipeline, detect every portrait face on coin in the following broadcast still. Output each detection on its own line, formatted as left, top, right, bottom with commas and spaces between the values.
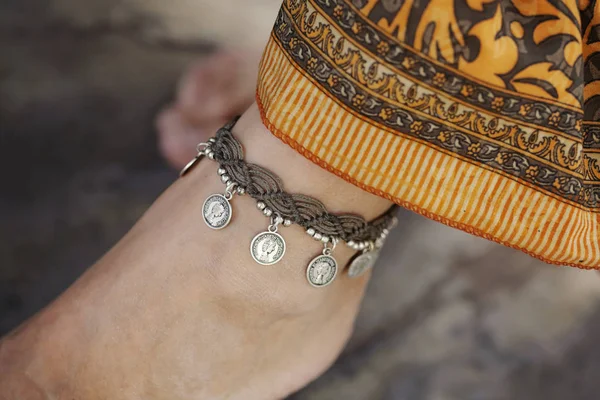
208, 202, 225, 223
347, 251, 379, 278
250, 232, 286, 265
306, 255, 337, 287
202, 194, 232, 229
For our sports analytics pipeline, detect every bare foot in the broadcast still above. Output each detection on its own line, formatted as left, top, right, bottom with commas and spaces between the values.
157, 50, 261, 168
0, 104, 393, 400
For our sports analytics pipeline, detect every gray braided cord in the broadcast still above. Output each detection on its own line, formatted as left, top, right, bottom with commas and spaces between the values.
211, 119, 397, 243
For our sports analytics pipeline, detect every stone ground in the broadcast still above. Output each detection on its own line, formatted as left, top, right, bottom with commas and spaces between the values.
2, 1, 600, 399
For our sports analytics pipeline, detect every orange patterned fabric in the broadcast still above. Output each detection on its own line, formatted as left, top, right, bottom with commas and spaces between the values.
256, 0, 600, 269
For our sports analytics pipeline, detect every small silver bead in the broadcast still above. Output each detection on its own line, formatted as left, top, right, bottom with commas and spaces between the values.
237, 187, 245, 195
274, 215, 284, 224
375, 238, 384, 248
306, 228, 315, 236
347, 240, 355, 247
263, 208, 273, 217
257, 202, 266, 210
283, 219, 292, 227
208, 138, 216, 143
351, 243, 360, 250
358, 242, 365, 250
220, 175, 230, 183
321, 236, 330, 243
382, 228, 390, 235
207, 151, 215, 160
314, 232, 322, 240
217, 168, 226, 175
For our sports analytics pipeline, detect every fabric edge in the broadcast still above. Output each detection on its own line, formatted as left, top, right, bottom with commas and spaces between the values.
255, 89, 599, 271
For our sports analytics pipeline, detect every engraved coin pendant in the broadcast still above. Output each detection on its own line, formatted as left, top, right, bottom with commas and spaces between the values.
250, 231, 286, 265
347, 250, 379, 278
202, 194, 232, 230
306, 255, 338, 288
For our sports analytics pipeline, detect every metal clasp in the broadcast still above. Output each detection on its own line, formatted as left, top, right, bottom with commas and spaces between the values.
179, 142, 211, 177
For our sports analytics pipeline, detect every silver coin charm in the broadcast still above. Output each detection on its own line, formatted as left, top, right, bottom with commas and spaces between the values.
347, 250, 379, 278
202, 194, 232, 230
250, 231, 286, 265
306, 254, 338, 288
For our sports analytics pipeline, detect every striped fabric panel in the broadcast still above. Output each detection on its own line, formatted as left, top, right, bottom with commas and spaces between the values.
257, 35, 600, 269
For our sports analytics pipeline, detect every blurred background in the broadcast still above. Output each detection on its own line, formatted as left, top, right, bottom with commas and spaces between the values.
3, 1, 600, 399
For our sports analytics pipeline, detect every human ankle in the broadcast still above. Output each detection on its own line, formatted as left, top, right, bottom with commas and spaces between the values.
233, 103, 393, 219
185, 103, 391, 304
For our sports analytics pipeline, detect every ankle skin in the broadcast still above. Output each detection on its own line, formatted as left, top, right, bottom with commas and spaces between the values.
0, 103, 393, 400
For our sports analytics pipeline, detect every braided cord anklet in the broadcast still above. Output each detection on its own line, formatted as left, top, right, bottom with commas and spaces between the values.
180, 118, 398, 287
